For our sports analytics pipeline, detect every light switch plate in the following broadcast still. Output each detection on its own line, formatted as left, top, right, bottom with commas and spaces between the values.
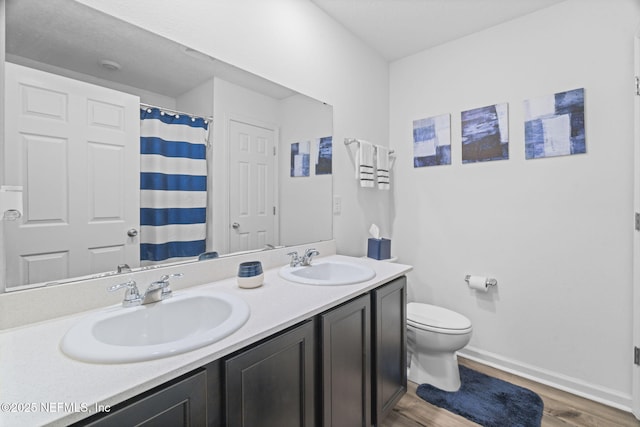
333, 195, 342, 215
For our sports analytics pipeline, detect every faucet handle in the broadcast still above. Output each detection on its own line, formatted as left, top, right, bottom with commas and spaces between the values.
287, 251, 300, 267
157, 273, 183, 298
116, 263, 131, 274
107, 280, 141, 307
159, 273, 183, 282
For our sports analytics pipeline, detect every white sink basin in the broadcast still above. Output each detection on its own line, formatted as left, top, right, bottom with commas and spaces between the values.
61, 292, 250, 364
279, 261, 376, 286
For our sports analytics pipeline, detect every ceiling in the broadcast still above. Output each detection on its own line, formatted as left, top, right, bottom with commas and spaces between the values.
5, 0, 296, 100
5, 0, 567, 98
311, 0, 567, 61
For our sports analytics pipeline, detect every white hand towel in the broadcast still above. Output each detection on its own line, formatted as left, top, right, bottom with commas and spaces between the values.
356, 140, 375, 188
376, 146, 390, 190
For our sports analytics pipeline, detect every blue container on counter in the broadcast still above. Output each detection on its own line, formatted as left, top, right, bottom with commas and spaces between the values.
367, 238, 391, 260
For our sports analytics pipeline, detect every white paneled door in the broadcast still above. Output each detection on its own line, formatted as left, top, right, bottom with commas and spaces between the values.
4, 63, 140, 290
228, 119, 276, 253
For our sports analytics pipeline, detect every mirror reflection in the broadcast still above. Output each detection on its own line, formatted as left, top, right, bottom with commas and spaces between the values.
3, 0, 333, 292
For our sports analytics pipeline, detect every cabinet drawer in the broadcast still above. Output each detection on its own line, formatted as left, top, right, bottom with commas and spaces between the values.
78, 370, 207, 427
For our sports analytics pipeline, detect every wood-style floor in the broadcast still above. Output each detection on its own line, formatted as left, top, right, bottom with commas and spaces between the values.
382, 357, 640, 427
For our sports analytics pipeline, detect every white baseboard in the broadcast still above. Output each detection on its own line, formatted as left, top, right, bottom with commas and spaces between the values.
458, 346, 634, 414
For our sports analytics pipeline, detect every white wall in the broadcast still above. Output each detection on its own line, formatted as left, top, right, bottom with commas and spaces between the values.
279, 94, 333, 246
390, 0, 640, 408
176, 78, 214, 118
77, 0, 391, 257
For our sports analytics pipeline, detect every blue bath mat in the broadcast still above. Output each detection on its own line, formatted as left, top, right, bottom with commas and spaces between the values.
416, 365, 543, 427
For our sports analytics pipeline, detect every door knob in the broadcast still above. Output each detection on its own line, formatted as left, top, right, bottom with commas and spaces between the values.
232, 222, 240, 229
127, 228, 138, 237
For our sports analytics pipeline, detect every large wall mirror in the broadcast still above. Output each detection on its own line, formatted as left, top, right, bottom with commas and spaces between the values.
2, 0, 333, 292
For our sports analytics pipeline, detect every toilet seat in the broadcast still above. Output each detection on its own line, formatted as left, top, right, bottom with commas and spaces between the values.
407, 302, 472, 335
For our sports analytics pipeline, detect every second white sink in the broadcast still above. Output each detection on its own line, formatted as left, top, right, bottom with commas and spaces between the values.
61, 292, 250, 364
279, 260, 376, 286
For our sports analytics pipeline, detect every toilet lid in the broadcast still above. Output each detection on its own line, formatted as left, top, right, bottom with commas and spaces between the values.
407, 302, 471, 331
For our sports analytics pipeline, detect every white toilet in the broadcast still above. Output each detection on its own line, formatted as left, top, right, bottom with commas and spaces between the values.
407, 302, 472, 392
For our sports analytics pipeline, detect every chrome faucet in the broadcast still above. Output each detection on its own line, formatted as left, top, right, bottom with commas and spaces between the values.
142, 273, 183, 304
108, 273, 183, 307
301, 248, 320, 266
287, 249, 320, 267
287, 251, 302, 267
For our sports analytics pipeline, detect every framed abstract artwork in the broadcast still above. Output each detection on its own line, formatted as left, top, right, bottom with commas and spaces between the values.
524, 88, 585, 159
290, 141, 310, 177
413, 114, 451, 167
315, 136, 332, 175
461, 103, 509, 163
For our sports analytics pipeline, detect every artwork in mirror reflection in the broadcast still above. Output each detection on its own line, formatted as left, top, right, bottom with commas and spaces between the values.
461, 103, 509, 164
290, 141, 311, 177
524, 88, 585, 159
315, 137, 333, 175
413, 114, 451, 167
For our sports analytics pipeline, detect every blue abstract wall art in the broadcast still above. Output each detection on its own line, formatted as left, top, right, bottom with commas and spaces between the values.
461, 103, 509, 163
413, 114, 451, 167
524, 88, 585, 159
315, 136, 333, 175
290, 141, 310, 177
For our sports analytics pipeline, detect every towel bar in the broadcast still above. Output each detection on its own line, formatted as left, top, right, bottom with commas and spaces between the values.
344, 138, 395, 155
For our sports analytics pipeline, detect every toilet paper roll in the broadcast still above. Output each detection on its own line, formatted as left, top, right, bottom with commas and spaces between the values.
467, 275, 490, 292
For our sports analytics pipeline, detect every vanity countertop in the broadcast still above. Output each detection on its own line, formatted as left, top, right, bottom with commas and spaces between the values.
0, 254, 412, 427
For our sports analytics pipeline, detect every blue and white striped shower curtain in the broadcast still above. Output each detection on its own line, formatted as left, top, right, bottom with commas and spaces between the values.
139, 108, 209, 264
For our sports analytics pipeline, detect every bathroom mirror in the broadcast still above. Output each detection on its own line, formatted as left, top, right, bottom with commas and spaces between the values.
2, 0, 333, 291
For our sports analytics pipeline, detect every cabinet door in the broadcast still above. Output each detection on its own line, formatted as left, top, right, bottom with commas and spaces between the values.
205, 359, 223, 427
225, 320, 316, 427
321, 293, 371, 427
79, 370, 207, 426
372, 276, 407, 424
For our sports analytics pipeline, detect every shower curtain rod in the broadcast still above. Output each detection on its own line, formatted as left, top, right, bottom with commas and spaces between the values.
140, 102, 213, 123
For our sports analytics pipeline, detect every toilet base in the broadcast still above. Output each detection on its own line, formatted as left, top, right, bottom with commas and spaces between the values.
408, 350, 461, 392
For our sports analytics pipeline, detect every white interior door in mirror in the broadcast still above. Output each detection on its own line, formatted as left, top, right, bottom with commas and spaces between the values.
4, 63, 140, 290
228, 119, 277, 253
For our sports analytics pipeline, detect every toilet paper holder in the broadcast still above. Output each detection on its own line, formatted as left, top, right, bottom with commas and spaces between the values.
464, 275, 497, 287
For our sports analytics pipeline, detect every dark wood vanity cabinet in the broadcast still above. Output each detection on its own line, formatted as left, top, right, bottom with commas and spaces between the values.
320, 275, 407, 427
224, 320, 316, 427
372, 276, 407, 425
74, 276, 406, 427
320, 294, 372, 427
